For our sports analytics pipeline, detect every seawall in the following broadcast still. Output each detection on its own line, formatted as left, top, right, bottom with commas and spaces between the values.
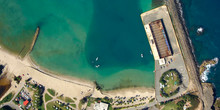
164, 0, 212, 109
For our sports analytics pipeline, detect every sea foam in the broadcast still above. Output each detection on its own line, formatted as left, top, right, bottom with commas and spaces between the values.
201, 57, 218, 82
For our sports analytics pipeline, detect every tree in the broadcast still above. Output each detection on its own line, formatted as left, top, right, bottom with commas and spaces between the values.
177, 100, 185, 109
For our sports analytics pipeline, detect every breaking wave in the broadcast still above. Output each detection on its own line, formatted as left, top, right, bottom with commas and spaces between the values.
201, 57, 218, 82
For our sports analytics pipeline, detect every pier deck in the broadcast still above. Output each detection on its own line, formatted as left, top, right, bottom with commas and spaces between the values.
141, 6, 189, 102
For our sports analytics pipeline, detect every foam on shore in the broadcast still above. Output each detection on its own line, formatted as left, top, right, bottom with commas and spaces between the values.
201, 57, 219, 82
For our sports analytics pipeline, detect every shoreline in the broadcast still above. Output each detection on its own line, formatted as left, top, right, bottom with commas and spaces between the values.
24, 55, 94, 88
0, 45, 156, 104
165, 0, 215, 109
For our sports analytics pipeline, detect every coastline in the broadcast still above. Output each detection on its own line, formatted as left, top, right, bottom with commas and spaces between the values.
24, 55, 94, 88
165, 0, 215, 109
0, 45, 156, 106
166, 0, 202, 95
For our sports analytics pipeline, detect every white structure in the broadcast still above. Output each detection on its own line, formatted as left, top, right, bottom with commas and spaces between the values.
94, 102, 108, 110
197, 27, 204, 34
159, 58, 166, 65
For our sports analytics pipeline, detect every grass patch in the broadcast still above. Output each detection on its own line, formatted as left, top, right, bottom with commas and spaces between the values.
38, 103, 45, 110
57, 95, 74, 103
149, 98, 155, 103
161, 94, 199, 110
78, 102, 82, 110
46, 102, 55, 110
70, 104, 76, 108
162, 101, 178, 110
65, 97, 74, 103
0, 92, 14, 104
188, 97, 199, 110
73, 97, 77, 100
45, 93, 53, 102
46, 101, 73, 110
160, 69, 182, 97
47, 88, 55, 96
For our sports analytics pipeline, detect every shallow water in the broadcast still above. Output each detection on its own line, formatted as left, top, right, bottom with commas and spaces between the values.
0, 0, 155, 90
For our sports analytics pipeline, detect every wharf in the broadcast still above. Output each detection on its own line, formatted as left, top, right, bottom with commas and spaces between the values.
141, 5, 189, 103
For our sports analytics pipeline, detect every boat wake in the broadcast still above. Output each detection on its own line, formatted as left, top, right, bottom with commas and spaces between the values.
201, 57, 219, 82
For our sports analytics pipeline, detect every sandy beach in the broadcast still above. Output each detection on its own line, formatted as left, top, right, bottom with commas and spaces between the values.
0, 45, 155, 108
0, 46, 94, 100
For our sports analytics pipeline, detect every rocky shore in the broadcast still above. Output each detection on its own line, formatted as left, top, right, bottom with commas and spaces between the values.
165, 0, 214, 109
199, 58, 218, 74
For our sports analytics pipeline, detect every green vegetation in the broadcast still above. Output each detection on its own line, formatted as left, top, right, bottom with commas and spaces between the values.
114, 103, 146, 110
32, 86, 44, 109
162, 101, 178, 110
0, 105, 15, 110
84, 96, 113, 107
57, 95, 74, 103
161, 94, 199, 110
73, 97, 77, 100
45, 93, 53, 102
94, 81, 103, 90
160, 69, 182, 97
149, 98, 155, 103
14, 75, 22, 84
47, 88, 56, 96
46, 102, 56, 110
0, 92, 14, 104
65, 97, 74, 103
70, 104, 76, 108
47, 101, 74, 110
214, 98, 220, 110
78, 102, 82, 110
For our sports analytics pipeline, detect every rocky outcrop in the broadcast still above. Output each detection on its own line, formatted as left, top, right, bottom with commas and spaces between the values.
214, 98, 220, 110
202, 83, 214, 110
199, 58, 218, 75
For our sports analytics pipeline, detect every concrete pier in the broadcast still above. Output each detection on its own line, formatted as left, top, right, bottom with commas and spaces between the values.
141, 6, 189, 103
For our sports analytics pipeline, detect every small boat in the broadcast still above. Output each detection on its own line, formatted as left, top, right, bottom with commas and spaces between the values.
150, 51, 152, 55
95, 57, 99, 61
95, 65, 100, 68
197, 27, 204, 34
141, 54, 144, 58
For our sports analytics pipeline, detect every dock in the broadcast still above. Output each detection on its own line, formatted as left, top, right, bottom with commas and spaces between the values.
141, 5, 189, 103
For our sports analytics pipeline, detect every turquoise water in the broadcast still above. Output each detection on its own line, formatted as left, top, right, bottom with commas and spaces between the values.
182, 0, 220, 97
0, 0, 155, 90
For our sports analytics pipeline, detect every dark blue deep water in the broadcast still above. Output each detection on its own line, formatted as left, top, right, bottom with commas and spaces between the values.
182, 0, 220, 97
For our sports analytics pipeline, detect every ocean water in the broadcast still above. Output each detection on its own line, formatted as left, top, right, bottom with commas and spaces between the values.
0, 0, 155, 90
181, 0, 220, 97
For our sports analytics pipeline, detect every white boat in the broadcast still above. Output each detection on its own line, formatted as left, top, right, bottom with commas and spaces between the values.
141, 54, 144, 58
95, 65, 100, 68
150, 51, 152, 55
95, 57, 99, 61
197, 27, 204, 34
